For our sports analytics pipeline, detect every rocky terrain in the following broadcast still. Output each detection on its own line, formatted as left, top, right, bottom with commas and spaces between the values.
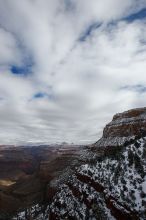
0, 144, 91, 219
48, 108, 146, 220
0, 107, 146, 219
94, 107, 146, 148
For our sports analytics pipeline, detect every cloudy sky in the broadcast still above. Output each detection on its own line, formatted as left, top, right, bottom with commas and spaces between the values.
0, 0, 146, 145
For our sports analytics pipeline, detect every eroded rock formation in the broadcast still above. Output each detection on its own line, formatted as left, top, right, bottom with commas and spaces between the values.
95, 107, 146, 148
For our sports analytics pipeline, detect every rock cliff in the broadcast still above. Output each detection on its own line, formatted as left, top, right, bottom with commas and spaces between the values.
94, 107, 146, 148
48, 107, 146, 220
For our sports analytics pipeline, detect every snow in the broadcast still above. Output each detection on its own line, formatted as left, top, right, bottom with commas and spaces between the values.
142, 178, 146, 194
96, 136, 135, 147
108, 113, 146, 126
77, 137, 146, 217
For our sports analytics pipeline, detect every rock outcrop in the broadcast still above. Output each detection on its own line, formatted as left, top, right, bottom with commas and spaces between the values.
95, 107, 146, 148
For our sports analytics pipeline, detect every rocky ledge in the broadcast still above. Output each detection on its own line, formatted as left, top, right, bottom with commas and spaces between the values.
94, 107, 146, 148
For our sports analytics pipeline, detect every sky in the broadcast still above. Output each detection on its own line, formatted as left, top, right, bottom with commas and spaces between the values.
0, 0, 146, 145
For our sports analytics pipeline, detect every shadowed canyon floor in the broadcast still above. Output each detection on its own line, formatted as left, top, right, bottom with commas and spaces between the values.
0, 144, 92, 219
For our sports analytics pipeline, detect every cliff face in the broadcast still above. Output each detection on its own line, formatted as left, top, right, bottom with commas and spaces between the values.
95, 107, 146, 148
47, 108, 146, 220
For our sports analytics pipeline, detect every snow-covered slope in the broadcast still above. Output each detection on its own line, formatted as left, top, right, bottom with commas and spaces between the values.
49, 136, 146, 220
12, 108, 146, 220
49, 108, 146, 220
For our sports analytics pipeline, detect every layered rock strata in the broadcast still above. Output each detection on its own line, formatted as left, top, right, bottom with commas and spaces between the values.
95, 107, 146, 148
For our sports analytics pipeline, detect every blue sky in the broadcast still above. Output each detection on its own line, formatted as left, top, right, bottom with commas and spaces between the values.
0, 0, 146, 145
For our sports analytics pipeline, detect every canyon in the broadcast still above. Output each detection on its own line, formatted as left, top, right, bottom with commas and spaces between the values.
0, 144, 91, 219
0, 107, 146, 219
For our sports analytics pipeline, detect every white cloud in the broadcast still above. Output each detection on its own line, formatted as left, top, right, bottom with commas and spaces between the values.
0, 0, 146, 144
